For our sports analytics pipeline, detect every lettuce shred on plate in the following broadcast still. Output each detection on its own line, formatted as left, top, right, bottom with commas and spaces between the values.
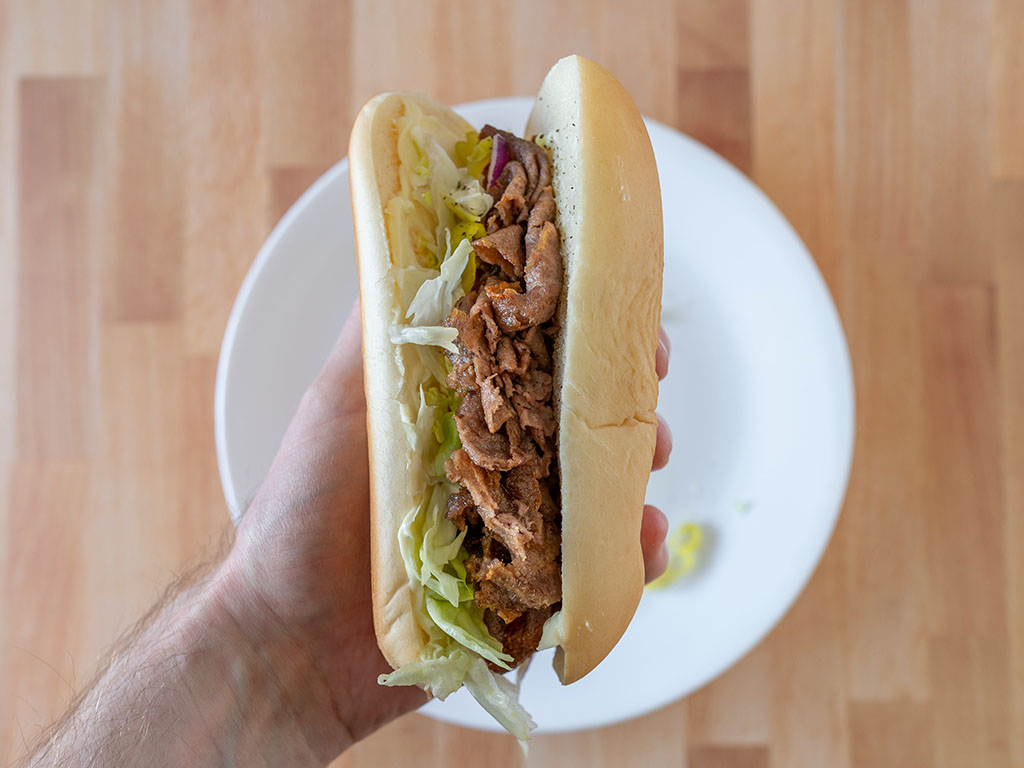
646, 523, 704, 590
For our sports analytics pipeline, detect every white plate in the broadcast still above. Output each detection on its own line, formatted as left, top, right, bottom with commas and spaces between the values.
215, 98, 854, 734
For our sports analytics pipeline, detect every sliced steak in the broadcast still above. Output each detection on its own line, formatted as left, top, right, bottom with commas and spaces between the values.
484, 608, 552, 669
487, 221, 562, 331
440, 127, 563, 668
473, 225, 524, 278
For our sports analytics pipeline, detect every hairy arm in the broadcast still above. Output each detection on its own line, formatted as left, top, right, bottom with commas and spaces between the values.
15, 304, 425, 767
17, 551, 351, 767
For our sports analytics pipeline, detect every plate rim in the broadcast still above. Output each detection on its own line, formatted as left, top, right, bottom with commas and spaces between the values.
214, 157, 348, 517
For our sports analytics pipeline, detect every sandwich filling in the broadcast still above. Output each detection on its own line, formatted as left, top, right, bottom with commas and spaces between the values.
377, 99, 563, 740
443, 125, 562, 668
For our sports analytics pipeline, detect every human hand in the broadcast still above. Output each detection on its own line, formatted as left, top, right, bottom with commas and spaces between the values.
219, 301, 674, 757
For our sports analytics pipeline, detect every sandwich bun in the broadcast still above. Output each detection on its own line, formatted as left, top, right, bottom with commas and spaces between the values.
349, 55, 662, 685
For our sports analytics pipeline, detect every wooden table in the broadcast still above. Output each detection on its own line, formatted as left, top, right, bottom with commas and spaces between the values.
2, 1, 1021, 765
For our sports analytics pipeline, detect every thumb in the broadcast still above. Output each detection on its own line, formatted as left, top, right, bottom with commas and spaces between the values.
316, 299, 364, 395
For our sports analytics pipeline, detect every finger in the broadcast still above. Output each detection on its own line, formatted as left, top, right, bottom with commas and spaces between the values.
318, 299, 363, 386
656, 326, 670, 380
297, 300, 365, 426
641, 504, 670, 583
652, 414, 672, 470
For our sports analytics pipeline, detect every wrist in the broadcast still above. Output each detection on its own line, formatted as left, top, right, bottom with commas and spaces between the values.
194, 557, 353, 764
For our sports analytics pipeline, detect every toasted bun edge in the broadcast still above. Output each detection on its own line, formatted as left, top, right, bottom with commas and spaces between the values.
527, 55, 663, 685
350, 92, 475, 670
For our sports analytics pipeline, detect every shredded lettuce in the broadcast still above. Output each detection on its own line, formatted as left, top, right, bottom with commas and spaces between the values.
386, 195, 436, 271
401, 387, 436, 465
392, 229, 481, 356
379, 647, 472, 701
416, 345, 451, 387
389, 325, 458, 353
414, 125, 460, 202
390, 474, 530, 739
462, 654, 536, 741
392, 104, 459, 266
431, 410, 460, 479
424, 384, 460, 413
401, 123, 491, 260
417, 489, 471, 606
394, 263, 438, 310
379, 648, 535, 742
405, 235, 472, 326
397, 486, 513, 668
426, 598, 512, 669
416, 231, 439, 269
446, 183, 492, 220
381, 96, 536, 741
424, 385, 462, 480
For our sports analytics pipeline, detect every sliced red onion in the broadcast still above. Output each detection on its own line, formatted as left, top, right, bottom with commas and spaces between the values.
486, 133, 509, 189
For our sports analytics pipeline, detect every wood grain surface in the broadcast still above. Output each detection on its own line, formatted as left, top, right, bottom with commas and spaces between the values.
2, 1, 1022, 766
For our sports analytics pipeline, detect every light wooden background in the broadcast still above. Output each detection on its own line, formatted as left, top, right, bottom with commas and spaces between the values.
2, 1, 1022, 766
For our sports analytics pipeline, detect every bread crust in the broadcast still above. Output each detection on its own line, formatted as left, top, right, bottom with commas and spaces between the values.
349, 56, 662, 685
528, 56, 663, 684
350, 92, 475, 670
